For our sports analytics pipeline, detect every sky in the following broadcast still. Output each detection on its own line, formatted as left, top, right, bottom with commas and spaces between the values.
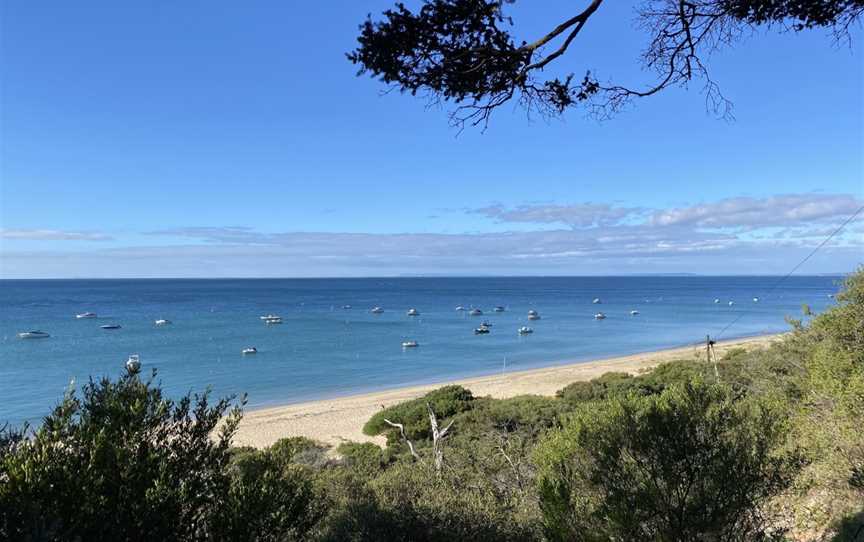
1, 0, 862, 278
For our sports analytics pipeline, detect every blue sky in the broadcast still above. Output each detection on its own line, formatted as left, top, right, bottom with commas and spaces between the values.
1, 1, 862, 277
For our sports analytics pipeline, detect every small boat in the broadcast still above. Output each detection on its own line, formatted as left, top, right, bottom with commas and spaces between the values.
828, 293, 835, 299
264, 317, 283, 324
480, 321, 492, 327
126, 354, 141, 373
455, 306, 466, 312
493, 306, 505, 312
518, 326, 533, 335
370, 306, 384, 314
18, 330, 50, 339
714, 298, 720, 304
752, 297, 759, 303
728, 301, 735, 306
630, 310, 640, 315
528, 313, 541, 320
242, 347, 257, 355
594, 313, 606, 320
260, 314, 281, 320
75, 312, 97, 319
592, 298, 602, 304
407, 308, 420, 316
527, 309, 538, 316
154, 319, 171, 326
402, 340, 419, 348
342, 305, 352, 309
469, 308, 483, 316
474, 325, 491, 335
100, 324, 121, 330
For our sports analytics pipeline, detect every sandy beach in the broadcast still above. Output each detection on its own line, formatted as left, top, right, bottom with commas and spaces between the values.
234, 333, 784, 448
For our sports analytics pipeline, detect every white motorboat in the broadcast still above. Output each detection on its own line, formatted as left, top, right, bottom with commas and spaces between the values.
154, 319, 171, 326
264, 317, 283, 324
342, 305, 352, 309
493, 306, 505, 312
592, 298, 602, 304
126, 354, 141, 373
518, 326, 533, 335
242, 347, 257, 355
101, 324, 121, 330
260, 314, 281, 321
527, 309, 538, 316
474, 325, 490, 335
18, 330, 50, 339
370, 306, 384, 314
594, 313, 607, 320
75, 312, 97, 319
402, 340, 419, 348
752, 297, 759, 303
469, 308, 483, 316
714, 298, 720, 304
407, 308, 420, 316
455, 306, 466, 312
528, 313, 541, 320
728, 301, 735, 306
630, 310, 640, 315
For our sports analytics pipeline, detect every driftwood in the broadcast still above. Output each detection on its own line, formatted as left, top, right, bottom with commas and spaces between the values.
427, 402, 454, 473
381, 403, 454, 474
382, 418, 420, 460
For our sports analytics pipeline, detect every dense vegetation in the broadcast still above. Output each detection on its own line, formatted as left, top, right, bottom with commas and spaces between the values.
2, 269, 862, 541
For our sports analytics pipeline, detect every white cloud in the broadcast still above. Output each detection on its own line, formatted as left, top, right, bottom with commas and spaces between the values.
648, 194, 863, 229
0, 229, 113, 241
471, 203, 641, 228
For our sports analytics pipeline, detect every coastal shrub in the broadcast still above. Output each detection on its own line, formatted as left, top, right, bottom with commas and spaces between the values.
363, 385, 475, 442
320, 459, 542, 542
336, 442, 393, 476
270, 436, 331, 469
0, 370, 326, 541
786, 268, 864, 534
535, 381, 799, 541
451, 394, 567, 442
218, 446, 327, 541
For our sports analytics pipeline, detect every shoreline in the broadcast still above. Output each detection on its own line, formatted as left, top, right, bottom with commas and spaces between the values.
234, 333, 784, 448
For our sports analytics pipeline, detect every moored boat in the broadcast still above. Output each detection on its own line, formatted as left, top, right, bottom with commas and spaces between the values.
18, 330, 50, 339
518, 326, 533, 335
126, 354, 141, 372
75, 312, 97, 319
100, 324, 122, 330
402, 340, 419, 348
407, 308, 420, 316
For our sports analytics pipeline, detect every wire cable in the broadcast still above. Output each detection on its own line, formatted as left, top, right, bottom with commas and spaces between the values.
714, 204, 864, 340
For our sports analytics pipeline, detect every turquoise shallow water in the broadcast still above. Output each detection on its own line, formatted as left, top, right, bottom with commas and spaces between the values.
0, 276, 841, 427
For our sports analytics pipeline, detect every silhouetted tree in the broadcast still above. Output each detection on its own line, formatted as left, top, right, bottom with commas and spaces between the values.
348, 0, 863, 128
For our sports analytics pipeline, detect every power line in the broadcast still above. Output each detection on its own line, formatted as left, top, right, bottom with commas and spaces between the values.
714, 204, 864, 340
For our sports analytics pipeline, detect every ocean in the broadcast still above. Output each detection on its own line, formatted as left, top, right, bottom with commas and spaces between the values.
0, 276, 842, 427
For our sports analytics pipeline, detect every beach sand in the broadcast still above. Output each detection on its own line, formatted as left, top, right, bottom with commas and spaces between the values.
234, 334, 783, 449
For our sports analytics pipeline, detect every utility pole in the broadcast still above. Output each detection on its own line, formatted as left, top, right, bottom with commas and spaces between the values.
706, 335, 719, 383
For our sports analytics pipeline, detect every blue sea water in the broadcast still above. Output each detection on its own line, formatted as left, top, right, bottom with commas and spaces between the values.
0, 276, 842, 427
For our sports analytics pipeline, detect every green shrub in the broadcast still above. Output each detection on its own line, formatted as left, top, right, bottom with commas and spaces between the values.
0, 370, 325, 541
270, 436, 330, 469
336, 441, 393, 476
535, 381, 799, 541
363, 385, 475, 442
